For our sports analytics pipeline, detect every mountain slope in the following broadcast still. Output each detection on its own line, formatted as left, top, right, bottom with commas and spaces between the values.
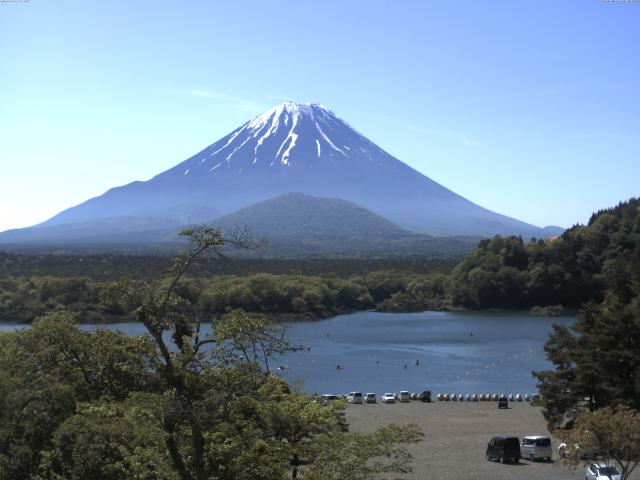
214, 193, 411, 240
212, 193, 479, 257
1, 102, 558, 245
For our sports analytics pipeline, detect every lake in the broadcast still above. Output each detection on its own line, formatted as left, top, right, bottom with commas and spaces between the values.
0, 310, 573, 396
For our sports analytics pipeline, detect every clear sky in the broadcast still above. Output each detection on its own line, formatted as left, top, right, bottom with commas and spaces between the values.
1, 0, 638, 232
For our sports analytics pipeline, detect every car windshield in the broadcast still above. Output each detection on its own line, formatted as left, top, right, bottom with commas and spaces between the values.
598, 466, 620, 475
505, 438, 519, 448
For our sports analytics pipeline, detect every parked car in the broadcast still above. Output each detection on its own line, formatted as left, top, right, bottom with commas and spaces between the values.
586, 463, 622, 480
530, 394, 542, 405
382, 393, 396, 403
486, 436, 521, 464
365, 393, 377, 403
320, 394, 341, 404
450, 392, 458, 401
421, 390, 432, 402
524, 393, 532, 401
520, 436, 552, 461
399, 391, 410, 403
515, 393, 523, 401
458, 393, 465, 401
498, 396, 509, 409
346, 392, 363, 404
471, 393, 479, 402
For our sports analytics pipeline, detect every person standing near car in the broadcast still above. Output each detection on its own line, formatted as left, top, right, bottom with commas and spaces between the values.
558, 442, 567, 458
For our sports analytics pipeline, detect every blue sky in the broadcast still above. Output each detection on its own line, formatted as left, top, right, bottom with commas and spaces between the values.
1, 0, 638, 232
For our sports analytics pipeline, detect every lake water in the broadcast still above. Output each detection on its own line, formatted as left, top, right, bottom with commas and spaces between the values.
0, 310, 573, 396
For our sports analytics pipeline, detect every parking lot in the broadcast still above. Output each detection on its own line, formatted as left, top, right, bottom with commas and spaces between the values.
345, 400, 631, 480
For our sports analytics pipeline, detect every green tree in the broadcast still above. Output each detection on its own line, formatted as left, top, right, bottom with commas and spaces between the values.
255, 390, 347, 479
558, 406, 640, 480
303, 423, 423, 480
39, 399, 177, 480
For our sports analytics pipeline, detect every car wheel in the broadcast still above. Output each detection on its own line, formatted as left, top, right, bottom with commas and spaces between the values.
486, 454, 490, 461
530, 453, 535, 462
499, 456, 504, 464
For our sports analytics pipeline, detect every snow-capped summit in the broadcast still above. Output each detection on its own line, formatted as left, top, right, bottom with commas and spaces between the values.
173, 101, 379, 173
2, 102, 559, 243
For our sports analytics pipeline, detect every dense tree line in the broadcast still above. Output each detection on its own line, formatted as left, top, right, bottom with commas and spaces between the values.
0, 251, 458, 281
0, 274, 380, 324
530, 199, 639, 438
3, 199, 639, 323
0, 228, 422, 480
446, 198, 640, 310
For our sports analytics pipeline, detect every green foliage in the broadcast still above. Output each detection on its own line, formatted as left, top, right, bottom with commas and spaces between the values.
215, 309, 292, 371
532, 199, 640, 429
303, 423, 423, 480
535, 296, 640, 427
0, 312, 160, 479
558, 406, 640, 480
253, 389, 347, 478
0, 228, 424, 480
40, 400, 177, 480
448, 198, 640, 309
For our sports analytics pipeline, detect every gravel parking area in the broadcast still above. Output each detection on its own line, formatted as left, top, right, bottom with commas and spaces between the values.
345, 401, 623, 480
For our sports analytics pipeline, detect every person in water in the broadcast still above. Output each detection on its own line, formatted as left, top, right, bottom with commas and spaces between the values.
376, 361, 380, 366
415, 359, 419, 366
403, 364, 407, 369
336, 364, 341, 370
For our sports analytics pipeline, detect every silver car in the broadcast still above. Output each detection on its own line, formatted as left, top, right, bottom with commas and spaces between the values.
382, 392, 396, 403
346, 392, 363, 404
586, 463, 622, 480
520, 436, 552, 461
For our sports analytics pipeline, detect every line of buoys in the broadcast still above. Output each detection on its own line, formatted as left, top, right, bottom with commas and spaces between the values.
453, 347, 544, 381
435, 392, 536, 402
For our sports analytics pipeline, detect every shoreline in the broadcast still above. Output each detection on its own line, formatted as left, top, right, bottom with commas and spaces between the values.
0, 306, 577, 326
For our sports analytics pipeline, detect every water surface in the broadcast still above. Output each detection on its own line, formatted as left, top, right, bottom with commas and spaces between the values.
1, 310, 573, 396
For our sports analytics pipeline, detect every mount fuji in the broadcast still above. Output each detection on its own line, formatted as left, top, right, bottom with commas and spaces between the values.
0, 102, 561, 249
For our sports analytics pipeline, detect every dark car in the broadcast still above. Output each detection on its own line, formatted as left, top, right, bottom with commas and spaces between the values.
486, 436, 521, 464
420, 390, 432, 402
498, 396, 509, 409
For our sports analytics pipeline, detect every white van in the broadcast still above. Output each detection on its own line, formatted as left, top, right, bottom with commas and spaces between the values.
346, 392, 363, 404
520, 436, 552, 461
399, 391, 410, 403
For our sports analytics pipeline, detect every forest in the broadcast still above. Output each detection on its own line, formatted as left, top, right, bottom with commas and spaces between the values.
2, 199, 639, 323
530, 199, 640, 478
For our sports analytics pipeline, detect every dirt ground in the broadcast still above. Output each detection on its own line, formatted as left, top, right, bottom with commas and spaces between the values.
345, 400, 633, 480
